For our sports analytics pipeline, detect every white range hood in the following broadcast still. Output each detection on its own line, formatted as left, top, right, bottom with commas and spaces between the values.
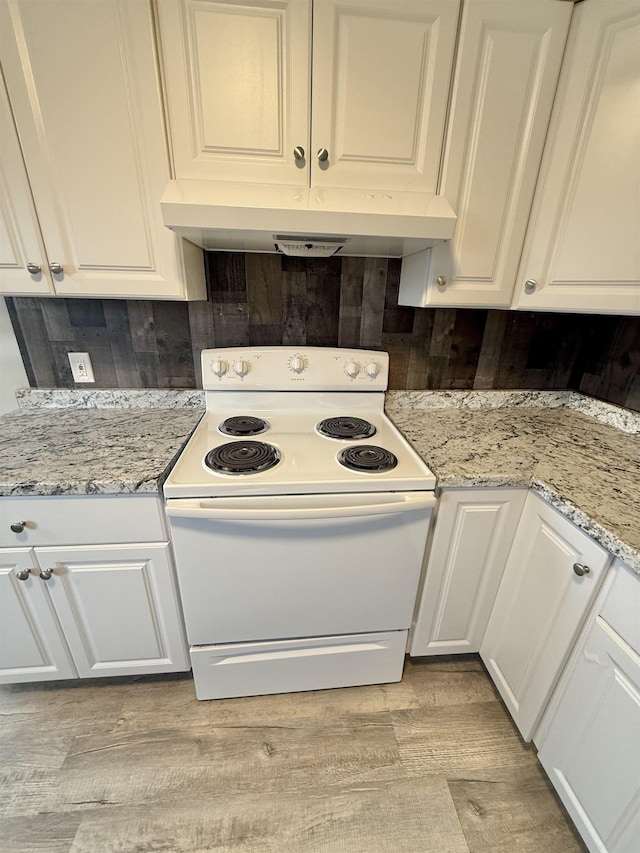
160, 180, 457, 258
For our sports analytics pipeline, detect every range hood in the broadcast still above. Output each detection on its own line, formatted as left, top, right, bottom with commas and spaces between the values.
160, 180, 457, 258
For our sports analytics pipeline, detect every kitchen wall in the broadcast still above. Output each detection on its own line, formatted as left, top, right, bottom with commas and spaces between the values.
5, 253, 639, 411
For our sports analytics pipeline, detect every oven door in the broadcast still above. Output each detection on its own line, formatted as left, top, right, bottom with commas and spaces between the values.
166, 492, 435, 645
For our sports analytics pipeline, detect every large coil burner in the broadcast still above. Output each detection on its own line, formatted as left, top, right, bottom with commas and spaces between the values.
316, 416, 376, 440
205, 441, 281, 475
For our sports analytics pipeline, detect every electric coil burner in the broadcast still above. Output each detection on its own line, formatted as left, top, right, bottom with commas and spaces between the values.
205, 440, 281, 474
219, 415, 270, 436
338, 445, 398, 472
164, 347, 437, 702
316, 416, 376, 440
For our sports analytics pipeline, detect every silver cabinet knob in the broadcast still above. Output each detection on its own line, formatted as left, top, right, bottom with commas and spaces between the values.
11, 521, 26, 533
27, 262, 42, 275
524, 279, 537, 293
436, 276, 447, 287
573, 562, 591, 577
39, 569, 54, 581
16, 568, 31, 581
293, 146, 305, 161
317, 148, 329, 162
49, 262, 63, 275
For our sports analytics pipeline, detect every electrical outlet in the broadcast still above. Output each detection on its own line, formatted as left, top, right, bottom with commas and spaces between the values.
68, 352, 95, 383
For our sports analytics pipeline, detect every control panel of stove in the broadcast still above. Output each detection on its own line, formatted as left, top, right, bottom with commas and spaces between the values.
201, 347, 389, 391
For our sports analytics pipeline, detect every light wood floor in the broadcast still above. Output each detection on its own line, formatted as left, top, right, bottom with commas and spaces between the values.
0, 657, 586, 853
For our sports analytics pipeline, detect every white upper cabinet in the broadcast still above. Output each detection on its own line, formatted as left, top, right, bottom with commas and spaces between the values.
514, 0, 640, 315
0, 72, 54, 296
157, 0, 311, 186
398, 0, 572, 309
310, 0, 459, 192
0, 0, 205, 300
157, 0, 460, 192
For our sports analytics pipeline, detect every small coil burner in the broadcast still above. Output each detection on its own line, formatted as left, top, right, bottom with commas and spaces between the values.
317, 416, 376, 441
219, 416, 269, 436
205, 441, 281, 475
338, 445, 398, 473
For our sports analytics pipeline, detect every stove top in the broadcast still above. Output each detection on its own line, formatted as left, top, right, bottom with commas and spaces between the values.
163, 348, 436, 498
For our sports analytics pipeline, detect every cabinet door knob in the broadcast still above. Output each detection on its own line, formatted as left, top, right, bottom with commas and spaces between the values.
10, 521, 26, 533
293, 146, 305, 161
573, 562, 591, 577
524, 279, 537, 293
49, 262, 63, 275
26, 262, 42, 275
16, 568, 31, 581
436, 276, 447, 287
39, 569, 54, 581
317, 148, 329, 162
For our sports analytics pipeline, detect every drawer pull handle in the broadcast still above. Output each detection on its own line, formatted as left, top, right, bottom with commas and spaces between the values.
573, 562, 591, 577
10, 521, 26, 533
39, 569, 54, 581
16, 568, 31, 581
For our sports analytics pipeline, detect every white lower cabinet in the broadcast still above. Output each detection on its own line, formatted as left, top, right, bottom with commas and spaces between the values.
410, 488, 526, 656
0, 497, 189, 684
537, 561, 640, 853
480, 491, 611, 740
0, 548, 76, 682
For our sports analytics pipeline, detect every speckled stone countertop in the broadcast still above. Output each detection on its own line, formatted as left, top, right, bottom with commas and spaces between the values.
2, 388, 638, 573
385, 391, 640, 574
0, 392, 204, 496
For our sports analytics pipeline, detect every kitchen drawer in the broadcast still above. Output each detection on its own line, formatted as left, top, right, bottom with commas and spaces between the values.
599, 559, 640, 655
190, 630, 408, 700
0, 494, 167, 547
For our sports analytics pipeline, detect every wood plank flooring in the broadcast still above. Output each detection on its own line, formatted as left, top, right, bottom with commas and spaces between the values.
0, 657, 586, 853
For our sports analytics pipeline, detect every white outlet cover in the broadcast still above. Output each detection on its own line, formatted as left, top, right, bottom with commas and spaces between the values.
68, 352, 95, 383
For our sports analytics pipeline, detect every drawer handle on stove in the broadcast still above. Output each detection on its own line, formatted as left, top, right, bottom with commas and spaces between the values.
166, 494, 436, 521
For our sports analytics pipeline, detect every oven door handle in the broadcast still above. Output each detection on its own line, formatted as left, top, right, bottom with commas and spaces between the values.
165, 494, 436, 521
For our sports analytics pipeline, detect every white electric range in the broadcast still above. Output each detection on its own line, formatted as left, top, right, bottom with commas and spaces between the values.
164, 347, 436, 700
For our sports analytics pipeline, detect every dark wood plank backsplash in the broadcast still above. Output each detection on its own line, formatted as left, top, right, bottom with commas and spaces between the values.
5, 253, 639, 411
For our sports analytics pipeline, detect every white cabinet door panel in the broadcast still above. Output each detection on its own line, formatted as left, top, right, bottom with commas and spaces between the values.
36, 543, 189, 678
423, 0, 572, 307
311, 0, 459, 191
480, 493, 610, 740
0, 0, 201, 299
0, 549, 76, 683
0, 73, 54, 296
539, 615, 640, 853
410, 488, 526, 656
158, 0, 311, 185
515, 0, 640, 314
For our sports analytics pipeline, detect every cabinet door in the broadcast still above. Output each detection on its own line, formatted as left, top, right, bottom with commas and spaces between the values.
158, 0, 311, 186
311, 0, 459, 192
410, 488, 526, 656
480, 493, 610, 740
0, 72, 54, 296
514, 0, 640, 315
538, 617, 640, 853
0, 549, 76, 683
409, 0, 572, 308
0, 0, 204, 300
35, 543, 189, 678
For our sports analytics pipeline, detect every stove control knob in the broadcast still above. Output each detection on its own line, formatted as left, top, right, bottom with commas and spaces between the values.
290, 355, 305, 373
365, 361, 380, 378
211, 359, 228, 377
233, 359, 250, 377
345, 360, 360, 378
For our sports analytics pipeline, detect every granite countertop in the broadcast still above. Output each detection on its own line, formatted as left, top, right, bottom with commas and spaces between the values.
0, 398, 204, 496
385, 391, 640, 574
1, 387, 638, 573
